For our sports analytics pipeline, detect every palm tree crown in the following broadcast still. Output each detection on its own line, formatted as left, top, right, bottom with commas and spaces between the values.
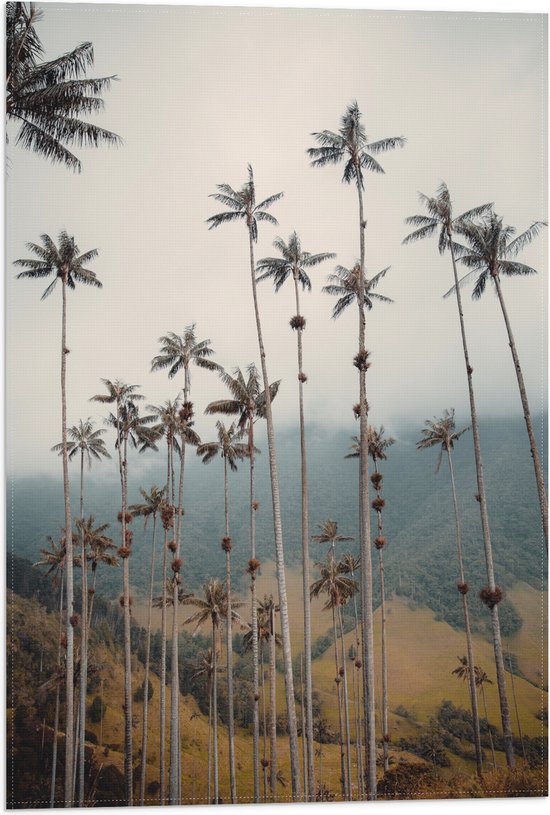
151, 324, 221, 382
206, 364, 280, 431
310, 556, 358, 610
256, 232, 335, 292
311, 519, 354, 552
307, 101, 405, 189
197, 420, 250, 471
403, 182, 492, 254
206, 164, 283, 243
416, 409, 470, 472
445, 212, 546, 300
323, 264, 392, 318
14, 231, 102, 300
182, 579, 244, 635
6, 2, 121, 171
52, 417, 110, 466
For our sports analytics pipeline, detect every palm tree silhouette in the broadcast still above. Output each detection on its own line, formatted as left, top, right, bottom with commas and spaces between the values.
257, 231, 335, 797
417, 410, 483, 777
403, 184, 515, 768
452, 657, 497, 769
311, 551, 357, 800
91, 381, 158, 803
309, 103, 405, 800
183, 580, 244, 804
16, 230, 102, 804
152, 325, 218, 803
197, 420, 249, 803
446, 212, 548, 551
6, 2, 120, 171
323, 264, 393, 318
207, 167, 302, 800
53, 418, 109, 804
129, 485, 166, 805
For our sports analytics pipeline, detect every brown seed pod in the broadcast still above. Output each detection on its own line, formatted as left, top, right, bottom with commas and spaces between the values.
161, 505, 175, 530
60, 634, 68, 649
374, 535, 387, 550
383, 733, 391, 743
334, 676, 342, 685
171, 558, 183, 574
353, 401, 370, 418
261, 758, 269, 769
118, 511, 133, 524
118, 546, 131, 559
247, 558, 261, 576
298, 372, 308, 383
69, 613, 79, 628
168, 540, 177, 554
88, 587, 95, 595
353, 350, 371, 371
467, 365, 474, 375
372, 496, 386, 511
370, 471, 383, 488
119, 595, 125, 607
181, 401, 194, 421
254, 693, 260, 702
290, 315, 306, 331
474, 493, 481, 503
252, 501, 260, 511
221, 536, 233, 553
338, 667, 345, 677
480, 585, 503, 609
125, 529, 133, 545
457, 581, 469, 595
354, 659, 362, 669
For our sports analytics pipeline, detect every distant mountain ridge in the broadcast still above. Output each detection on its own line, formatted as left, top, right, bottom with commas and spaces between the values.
7, 414, 547, 636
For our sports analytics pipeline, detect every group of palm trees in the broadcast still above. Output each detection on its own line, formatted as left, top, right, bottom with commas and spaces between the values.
8, 2, 546, 806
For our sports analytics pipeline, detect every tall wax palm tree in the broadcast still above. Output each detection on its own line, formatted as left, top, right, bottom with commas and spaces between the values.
53, 418, 110, 805
207, 167, 302, 800
257, 232, 335, 798
129, 485, 166, 805
6, 2, 121, 171
152, 325, 219, 804
452, 657, 497, 769
34, 536, 70, 807
340, 553, 363, 796
446, 212, 548, 550
309, 103, 405, 799
244, 595, 281, 802
16, 231, 102, 805
76, 516, 116, 627
403, 185, 515, 767
192, 651, 216, 802
310, 550, 357, 800
91, 381, 158, 803
417, 411, 483, 776
197, 420, 249, 803
183, 580, 244, 805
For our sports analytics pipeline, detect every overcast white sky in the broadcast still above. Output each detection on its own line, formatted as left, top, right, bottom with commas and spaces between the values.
5, 2, 548, 474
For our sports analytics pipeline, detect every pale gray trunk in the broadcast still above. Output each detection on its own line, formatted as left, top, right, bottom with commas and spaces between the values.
248, 225, 301, 799
260, 642, 268, 802
61, 276, 74, 807
299, 655, 307, 797
223, 456, 237, 803
78, 451, 87, 805
373, 462, 390, 776
293, 278, 315, 800
448, 238, 514, 767
269, 605, 277, 801
50, 571, 64, 807
356, 181, 376, 799
338, 606, 353, 799
140, 514, 157, 805
207, 682, 213, 802
121, 434, 133, 804
212, 622, 219, 804
480, 683, 497, 769
332, 603, 347, 800
159, 443, 171, 803
248, 415, 260, 801
446, 449, 483, 777
169, 442, 185, 804
493, 272, 547, 550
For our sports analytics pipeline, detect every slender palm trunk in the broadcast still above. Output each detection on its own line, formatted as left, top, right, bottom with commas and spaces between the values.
120, 434, 133, 804
372, 462, 390, 776
448, 238, 514, 767
248, 415, 260, 802
169, 444, 185, 804
50, 572, 64, 807
78, 451, 88, 806
248, 224, 301, 799
269, 605, 277, 801
338, 606, 353, 799
293, 278, 315, 800
506, 649, 526, 761
159, 443, 171, 803
260, 642, 268, 802
332, 603, 347, 800
480, 683, 497, 769
355, 179, 377, 799
492, 273, 547, 549
207, 682, 213, 803
446, 449, 484, 777
61, 276, 74, 807
299, 656, 307, 798
140, 514, 157, 805
223, 456, 237, 803
212, 622, 219, 804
